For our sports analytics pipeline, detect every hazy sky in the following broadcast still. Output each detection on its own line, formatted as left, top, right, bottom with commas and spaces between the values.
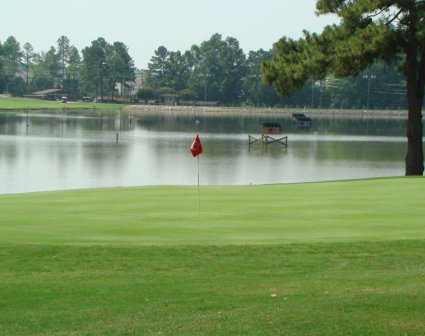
1, 0, 338, 69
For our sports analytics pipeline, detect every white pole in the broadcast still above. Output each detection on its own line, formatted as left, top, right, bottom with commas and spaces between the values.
197, 155, 201, 215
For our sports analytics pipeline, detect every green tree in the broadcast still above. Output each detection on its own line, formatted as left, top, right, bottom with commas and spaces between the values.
179, 88, 198, 101
0, 41, 5, 92
2, 36, 22, 92
64, 46, 81, 98
22, 42, 34, 85
29, 47, 60, 90
146, 46, 169, 89
81, 38, 135, 101
146, 47, 196, 93
327, 61, 407, 109
44, 47, 61, 87
244, 49, 283, 107
137, 87, 155, 102
109, 41, 135, 100
2, 36, 21, 77
263, 0, 425, 175
67, 46, 81, 78
81, 38, 109, 100
188, 34, 247, 104
165, 51, 191, 91
30, 53, 50, 91
57, 35, 70, 81
7, 76, 26, 96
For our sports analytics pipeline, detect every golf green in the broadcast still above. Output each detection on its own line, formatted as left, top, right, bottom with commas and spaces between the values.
1, 177, 424, 246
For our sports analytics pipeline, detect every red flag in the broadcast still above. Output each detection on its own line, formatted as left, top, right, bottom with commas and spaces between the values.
190, 134, 203, 157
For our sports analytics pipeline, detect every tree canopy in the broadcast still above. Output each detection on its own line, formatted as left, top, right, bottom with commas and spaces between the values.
81, 38, 134, 101
262, 0, 425, 175
0, 31, 415, 110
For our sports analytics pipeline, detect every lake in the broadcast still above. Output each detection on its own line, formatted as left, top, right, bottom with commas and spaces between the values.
0, 109, 411, 194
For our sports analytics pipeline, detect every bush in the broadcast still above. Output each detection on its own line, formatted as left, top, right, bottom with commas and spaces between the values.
179, 88, 198, 101
137, 87, 155, 101
8, 77, 27, 97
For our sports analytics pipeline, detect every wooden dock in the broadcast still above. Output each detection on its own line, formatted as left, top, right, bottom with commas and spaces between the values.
248, 134, 288, 148
261, 122, 281, 134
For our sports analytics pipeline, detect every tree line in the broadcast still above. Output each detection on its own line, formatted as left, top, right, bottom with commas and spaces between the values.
0, 35, 135, 101
142, 33, 408, 109
1, 33, 408, 108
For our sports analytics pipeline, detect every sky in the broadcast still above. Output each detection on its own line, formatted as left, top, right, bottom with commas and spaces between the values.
1, 0, 338, 69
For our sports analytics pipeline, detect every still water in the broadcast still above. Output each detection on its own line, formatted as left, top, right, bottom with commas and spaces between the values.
0, 109, 409, 194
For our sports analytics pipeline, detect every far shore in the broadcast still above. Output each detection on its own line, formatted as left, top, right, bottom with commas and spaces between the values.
0, 96, 409, 119
125, 104, 408, 119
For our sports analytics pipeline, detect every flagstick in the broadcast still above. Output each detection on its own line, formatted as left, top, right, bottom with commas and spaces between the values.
197, 155, 201, 215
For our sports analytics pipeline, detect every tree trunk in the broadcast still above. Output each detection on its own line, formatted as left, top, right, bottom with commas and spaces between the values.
405, 55, 424, 175
405, 97, 424, 175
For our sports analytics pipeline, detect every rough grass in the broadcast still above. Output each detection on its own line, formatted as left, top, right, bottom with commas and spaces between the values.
0, 177, 424, 335
1, 242, 424, 335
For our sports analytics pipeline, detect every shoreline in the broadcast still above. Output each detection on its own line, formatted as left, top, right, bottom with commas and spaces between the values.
125, 104, 409, 119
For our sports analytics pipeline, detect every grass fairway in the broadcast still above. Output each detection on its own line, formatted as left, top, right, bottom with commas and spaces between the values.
1, 178, 425, 335
0, 96, 123, 110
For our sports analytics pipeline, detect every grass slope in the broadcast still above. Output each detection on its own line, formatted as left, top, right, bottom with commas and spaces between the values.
0, 97, 123, 110
1, 177, 424, 335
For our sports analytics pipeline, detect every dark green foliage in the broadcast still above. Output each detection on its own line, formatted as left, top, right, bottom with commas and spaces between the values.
57, 35, 70, 81
137, 87, 155, 102
7, 76, 26, 97
179, 88, 198, 101
81, 38, 135, 100
81, 38, 108, 99
157, 86, 176, 96
61, 78, 79, 100
0, 33, 411, 109
144, 34, 248, 105
0, 41, 5, 92
263, 0, 425, 175
243, 49, 283, 106
28, 47, 60, 91
188, 34, 248, 105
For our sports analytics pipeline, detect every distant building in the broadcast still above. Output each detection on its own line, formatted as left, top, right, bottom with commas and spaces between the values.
116, 68, 146, 98
159, 93, 180, 105
25, 89, 63, 100
132, 69, 146, 93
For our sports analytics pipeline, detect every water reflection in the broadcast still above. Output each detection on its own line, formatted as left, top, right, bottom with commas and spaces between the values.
0, 109, 411, 194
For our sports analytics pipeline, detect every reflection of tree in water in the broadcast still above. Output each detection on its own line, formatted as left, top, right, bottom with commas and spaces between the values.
134, 113, 407, 137
316, 118, 406, 136
302, 141, 405, 162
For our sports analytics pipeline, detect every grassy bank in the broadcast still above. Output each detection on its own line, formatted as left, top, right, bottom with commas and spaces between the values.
1, 177, 424, 335
0, 96, 124, 110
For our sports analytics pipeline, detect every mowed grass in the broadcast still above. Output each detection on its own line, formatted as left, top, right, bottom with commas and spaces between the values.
1, 242, 424, 336
0, 96, 123, 110
1, 177, 425, 335
1, 177, 424, 246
